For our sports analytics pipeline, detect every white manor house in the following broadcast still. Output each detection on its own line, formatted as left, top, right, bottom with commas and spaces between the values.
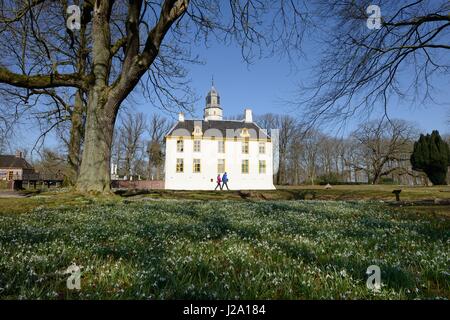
164, 84, 275, 190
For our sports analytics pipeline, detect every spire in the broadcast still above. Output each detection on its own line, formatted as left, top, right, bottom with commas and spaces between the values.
204, 79, 223, 120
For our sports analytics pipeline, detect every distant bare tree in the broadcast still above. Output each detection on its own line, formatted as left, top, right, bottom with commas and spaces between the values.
118, 112, 147, 179
287, 129, 304, 185
147, 114, 172, 180
33, 148, 71, 182
256, 113, 278, 133
350, 119, 417, 184
0, 113, 7, 153
300, 129, 323, 185
259, 114, 298, 185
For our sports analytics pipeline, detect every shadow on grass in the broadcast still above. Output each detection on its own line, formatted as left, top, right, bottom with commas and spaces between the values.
0, 200, 447, 299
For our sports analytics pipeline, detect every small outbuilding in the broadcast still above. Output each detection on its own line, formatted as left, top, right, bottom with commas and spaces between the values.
0, 151, 35, 189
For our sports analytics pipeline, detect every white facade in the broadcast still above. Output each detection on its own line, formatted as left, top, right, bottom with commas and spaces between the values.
164, 85, 275, 190
165, 136, 275, 190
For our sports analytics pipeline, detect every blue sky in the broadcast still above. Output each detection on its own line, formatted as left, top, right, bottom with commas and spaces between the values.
143, 38, 450, 135
12, 11, 450, 155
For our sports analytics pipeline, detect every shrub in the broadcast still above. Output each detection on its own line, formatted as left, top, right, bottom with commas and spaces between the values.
411, 130, 450, 185
317, 173, 342, 185
380, 177, 395, 185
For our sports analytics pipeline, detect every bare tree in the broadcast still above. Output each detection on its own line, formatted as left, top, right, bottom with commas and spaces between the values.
0, 0, 306, 192
33, 148, 71, 181
349, 119, 417, 184
257, 114, 298, 185
0, 111, 7, 153
265, 113, 433, 186
147, 114, 171, 180
117, 112, 146, 179
31, 89, 86, 184
296, 0, 450, 127
300, 129, 323, 185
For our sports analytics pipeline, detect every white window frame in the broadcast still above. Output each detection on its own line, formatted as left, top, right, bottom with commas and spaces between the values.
259, 142, 266, 154
193, 139, 201, 152
176, 158, 184, 173
176, 138, 184, 152
242, 160, 249, 174
193, 159, 201, 173
259, 160, 266, 174
218, 140, 225, 153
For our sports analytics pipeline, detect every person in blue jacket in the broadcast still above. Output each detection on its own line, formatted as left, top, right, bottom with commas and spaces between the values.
222, 172, 229, 190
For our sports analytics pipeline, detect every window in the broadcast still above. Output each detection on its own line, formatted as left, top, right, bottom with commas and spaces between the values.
242, 139, 249, 154
218, 140, 225, 153
241, 160, 249, 174
259, 142, 266, 154
176, 159, 184, 173
193, 159, 201, 173
176, 138, 184, 152
193, 140, 201, 152
217, 159, 225, 173
8, 171, 13, 180
259, 160, 266, 174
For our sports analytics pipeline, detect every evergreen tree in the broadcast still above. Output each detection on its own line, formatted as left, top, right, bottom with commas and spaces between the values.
411, 131, 450, 185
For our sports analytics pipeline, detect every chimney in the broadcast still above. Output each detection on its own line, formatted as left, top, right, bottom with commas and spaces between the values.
15, 150, 23, 158
178, 112, 185, 122
244, 109, 253, 123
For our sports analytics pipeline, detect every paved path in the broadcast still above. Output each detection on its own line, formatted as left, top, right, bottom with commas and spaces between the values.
0, 191, 27, 198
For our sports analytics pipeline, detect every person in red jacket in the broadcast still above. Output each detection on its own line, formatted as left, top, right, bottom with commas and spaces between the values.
215, 174, 222, 190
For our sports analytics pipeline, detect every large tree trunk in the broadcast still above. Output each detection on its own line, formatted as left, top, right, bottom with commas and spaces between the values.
76, 93, 115, 193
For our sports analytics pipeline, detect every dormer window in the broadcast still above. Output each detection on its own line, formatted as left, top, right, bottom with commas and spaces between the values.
240, 128, 250, 138
193, 125, 203, 136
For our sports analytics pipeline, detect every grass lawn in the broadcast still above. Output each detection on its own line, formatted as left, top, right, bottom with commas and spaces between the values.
0, 195, 448, 299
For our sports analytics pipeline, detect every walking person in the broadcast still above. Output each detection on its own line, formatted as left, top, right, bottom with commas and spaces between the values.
215, 174, 222, 190
222, 172, 230, 190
